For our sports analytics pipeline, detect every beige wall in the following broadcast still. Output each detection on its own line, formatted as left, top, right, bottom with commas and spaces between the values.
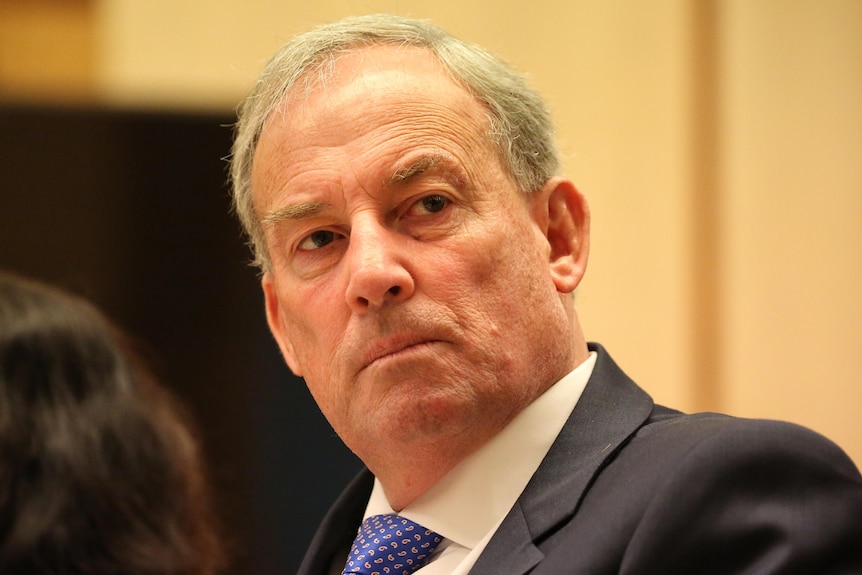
3, 0, 860, 465
718, 0, 862, 455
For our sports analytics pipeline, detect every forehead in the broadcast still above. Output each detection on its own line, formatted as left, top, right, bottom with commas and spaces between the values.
262, 45, 489, 148
288, 44, 476, 120
252, 45, 496, 206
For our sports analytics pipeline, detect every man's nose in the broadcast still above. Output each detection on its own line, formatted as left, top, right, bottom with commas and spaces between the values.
344, 219, 415, 312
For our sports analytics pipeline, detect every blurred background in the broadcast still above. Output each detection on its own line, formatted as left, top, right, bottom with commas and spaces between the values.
1, 1, 860, 573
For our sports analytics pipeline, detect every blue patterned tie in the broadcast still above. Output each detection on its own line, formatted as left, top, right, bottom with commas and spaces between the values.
342, 514, 443, 575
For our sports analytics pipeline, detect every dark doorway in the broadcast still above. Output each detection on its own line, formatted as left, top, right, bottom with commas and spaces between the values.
0, 102, 360, 574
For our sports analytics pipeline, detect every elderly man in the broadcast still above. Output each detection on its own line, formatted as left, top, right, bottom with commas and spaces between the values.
230, 14, 862, 575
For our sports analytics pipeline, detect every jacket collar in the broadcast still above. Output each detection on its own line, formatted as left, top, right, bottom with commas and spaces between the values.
468, 343, 655, 575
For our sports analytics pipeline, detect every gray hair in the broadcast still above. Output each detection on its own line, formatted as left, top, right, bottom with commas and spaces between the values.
230, 13, 559, 271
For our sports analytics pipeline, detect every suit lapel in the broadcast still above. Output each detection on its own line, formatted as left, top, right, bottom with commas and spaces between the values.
469, 343, 655, 575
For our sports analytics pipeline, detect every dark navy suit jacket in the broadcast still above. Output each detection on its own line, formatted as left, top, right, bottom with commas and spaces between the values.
298, 344, 862, 574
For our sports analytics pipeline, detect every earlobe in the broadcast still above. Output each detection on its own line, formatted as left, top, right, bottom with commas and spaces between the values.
538, 177, 590, 294
262, 274, 303, 376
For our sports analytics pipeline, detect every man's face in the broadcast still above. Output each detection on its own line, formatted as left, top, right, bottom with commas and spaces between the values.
252, 45, 587, 467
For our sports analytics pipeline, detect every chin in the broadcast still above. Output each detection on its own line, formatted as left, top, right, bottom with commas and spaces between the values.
383, 387, 475, 443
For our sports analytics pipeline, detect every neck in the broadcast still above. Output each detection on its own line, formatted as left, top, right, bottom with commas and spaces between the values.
367, 415, 509, 511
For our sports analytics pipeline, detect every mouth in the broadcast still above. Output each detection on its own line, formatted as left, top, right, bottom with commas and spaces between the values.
362, 335, 441, 370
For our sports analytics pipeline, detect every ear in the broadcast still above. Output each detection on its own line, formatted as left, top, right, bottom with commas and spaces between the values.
261, 273, 303, 376
530, 177, 590, 294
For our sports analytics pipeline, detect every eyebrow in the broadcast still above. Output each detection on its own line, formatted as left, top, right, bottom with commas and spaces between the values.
261, 201, 329, 225
387, 155, 440, 186
384, 152, 463, 188
386, 152, 465, 189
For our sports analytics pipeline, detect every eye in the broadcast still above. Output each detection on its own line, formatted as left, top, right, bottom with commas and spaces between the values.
414, 194, 448, 215
298, 230, 337, 251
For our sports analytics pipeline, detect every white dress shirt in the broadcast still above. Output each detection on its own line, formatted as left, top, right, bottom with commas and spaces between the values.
358, 352, 597, 574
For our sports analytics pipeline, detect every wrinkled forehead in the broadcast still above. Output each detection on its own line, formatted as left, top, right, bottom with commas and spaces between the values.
250, 44, 505, 211
269, 44, 479, 128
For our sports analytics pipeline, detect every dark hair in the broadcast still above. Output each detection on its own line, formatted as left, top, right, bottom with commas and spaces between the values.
0, 272, 224, 575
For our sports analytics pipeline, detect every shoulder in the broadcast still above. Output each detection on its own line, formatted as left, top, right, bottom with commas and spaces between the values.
592, 411, 862, 573
604, 410, 862, 513
629, 409, 861, 483
533, 408, 862, 573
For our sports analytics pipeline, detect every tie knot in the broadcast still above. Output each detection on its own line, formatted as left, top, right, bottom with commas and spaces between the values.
343, 514, 443, 575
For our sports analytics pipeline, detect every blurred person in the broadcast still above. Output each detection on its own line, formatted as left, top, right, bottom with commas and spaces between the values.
0, 271, 224, 575
230, 14, 862, 575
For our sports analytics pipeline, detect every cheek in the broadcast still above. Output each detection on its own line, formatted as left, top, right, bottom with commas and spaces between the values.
466, 216, 549, 296
288, 320, 350, 426
467, 220, 556, 337
427, 220, 547, 342
277, 282, 347, 372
